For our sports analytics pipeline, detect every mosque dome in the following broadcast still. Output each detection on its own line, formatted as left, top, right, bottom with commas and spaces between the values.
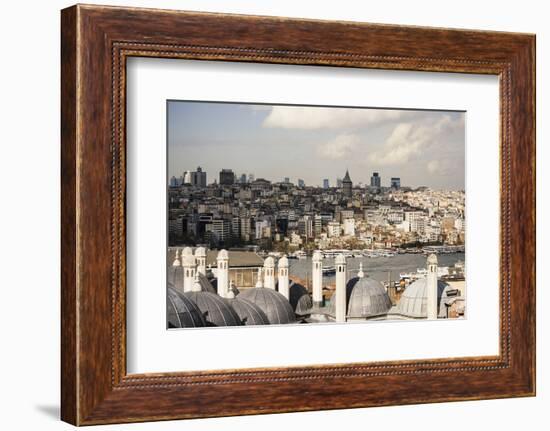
397, 278, 452, 318
167, 286, 206, 329
217, 249, 229, 260
278, 255, 289, 267
327, 275, 391, 318
345, 276, 392, 318
194, 246, 207, 257
239, 288, 296, 324
289, 282, 313, 315
264, 256, 275, 267
229, 297, 270, 326
183, 291, 243, 327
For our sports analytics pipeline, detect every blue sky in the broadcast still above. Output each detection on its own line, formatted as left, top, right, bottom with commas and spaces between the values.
168, 101, 465, 189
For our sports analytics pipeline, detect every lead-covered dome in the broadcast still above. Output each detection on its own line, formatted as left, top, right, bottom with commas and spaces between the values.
229, 297, 270, 326
345, 276, 392, 318
167, 286, 206, 328
397, 278, 451, 318
327, 275, 391, 318
183, 291, 243, 327
289, 282, 313, 315
239, 288, 296, 324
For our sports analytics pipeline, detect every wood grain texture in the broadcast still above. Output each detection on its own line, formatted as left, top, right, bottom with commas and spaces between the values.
60, 4, 536, 425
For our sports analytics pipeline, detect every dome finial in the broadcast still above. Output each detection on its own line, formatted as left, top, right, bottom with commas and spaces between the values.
358, 262, 365, 278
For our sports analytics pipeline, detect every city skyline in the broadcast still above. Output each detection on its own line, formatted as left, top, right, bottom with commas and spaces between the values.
170, 166, 420, 190
168, 101, 466, 189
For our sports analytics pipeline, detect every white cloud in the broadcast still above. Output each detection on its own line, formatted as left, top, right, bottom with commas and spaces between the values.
368, 115, 462, 167
317, 134, 359, 159
262, 106, 409, 130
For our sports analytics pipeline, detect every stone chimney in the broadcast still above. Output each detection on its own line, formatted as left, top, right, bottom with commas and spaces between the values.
278, 255, 289, 299
255, 267, 263, 288
426, 254, 439, 320
216, 249, 229, 298
263, 256, 276, 290
335, 253, 347, 323
312, 250, 323, 307
181, 247, 196, 293
195, 247, 207, 275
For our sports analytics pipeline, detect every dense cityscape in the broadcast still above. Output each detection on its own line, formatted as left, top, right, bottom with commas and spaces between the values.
168, 166, 465, 256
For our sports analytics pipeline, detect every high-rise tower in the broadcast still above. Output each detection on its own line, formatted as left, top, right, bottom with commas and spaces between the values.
342, 170, 353, 198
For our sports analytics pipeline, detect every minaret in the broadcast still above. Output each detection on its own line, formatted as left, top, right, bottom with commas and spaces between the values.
181, 247, 196, 293
263, 256, 276, 290
278, 255, 290, 299
172, 249, 181, 266
195, 247, 207, 275
426, 254, 439, 320
170, 249, 184, 293
312, 250, 324, 307
216, 249, 229, 298
255, 268, 263, 288
335, 253, 347, 323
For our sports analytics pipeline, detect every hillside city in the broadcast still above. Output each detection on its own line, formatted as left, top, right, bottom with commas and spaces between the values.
168, 167, 465, 256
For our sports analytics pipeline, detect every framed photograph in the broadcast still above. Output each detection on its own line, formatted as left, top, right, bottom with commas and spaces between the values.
61, 4, 536, 425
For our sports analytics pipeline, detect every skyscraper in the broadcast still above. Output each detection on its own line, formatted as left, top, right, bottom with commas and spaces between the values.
191, 166, 207, 188
323, 178, 329, 189
219, 169, 235, 186
342, 170, 353, 198
391, 177, 401, 189
183, 170, 192, 184
370, 172, 381, 188
298, 179, 305, 188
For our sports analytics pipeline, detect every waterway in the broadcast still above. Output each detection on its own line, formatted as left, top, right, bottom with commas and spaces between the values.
287, 252, 464, 285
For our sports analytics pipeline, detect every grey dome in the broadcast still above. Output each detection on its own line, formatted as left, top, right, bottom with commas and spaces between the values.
289, 283, 313, 315
346, 276, 392, 318
397, 279, 451, 318
328, 276, 391, 318
183, 291, 243, 327
239, 288, 296, 324
229, 297, 270, 326
167, 286, 206, 328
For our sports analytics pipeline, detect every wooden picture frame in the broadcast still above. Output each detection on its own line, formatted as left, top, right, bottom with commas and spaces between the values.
61, 4, 535, 425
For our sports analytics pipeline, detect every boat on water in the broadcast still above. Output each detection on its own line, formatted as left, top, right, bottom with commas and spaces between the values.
292, 250, 307, 259
322, 266, 336, 275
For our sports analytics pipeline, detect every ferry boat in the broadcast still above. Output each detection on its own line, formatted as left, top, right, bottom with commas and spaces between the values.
322, 266, 336, 275
292, 250, 307, 259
